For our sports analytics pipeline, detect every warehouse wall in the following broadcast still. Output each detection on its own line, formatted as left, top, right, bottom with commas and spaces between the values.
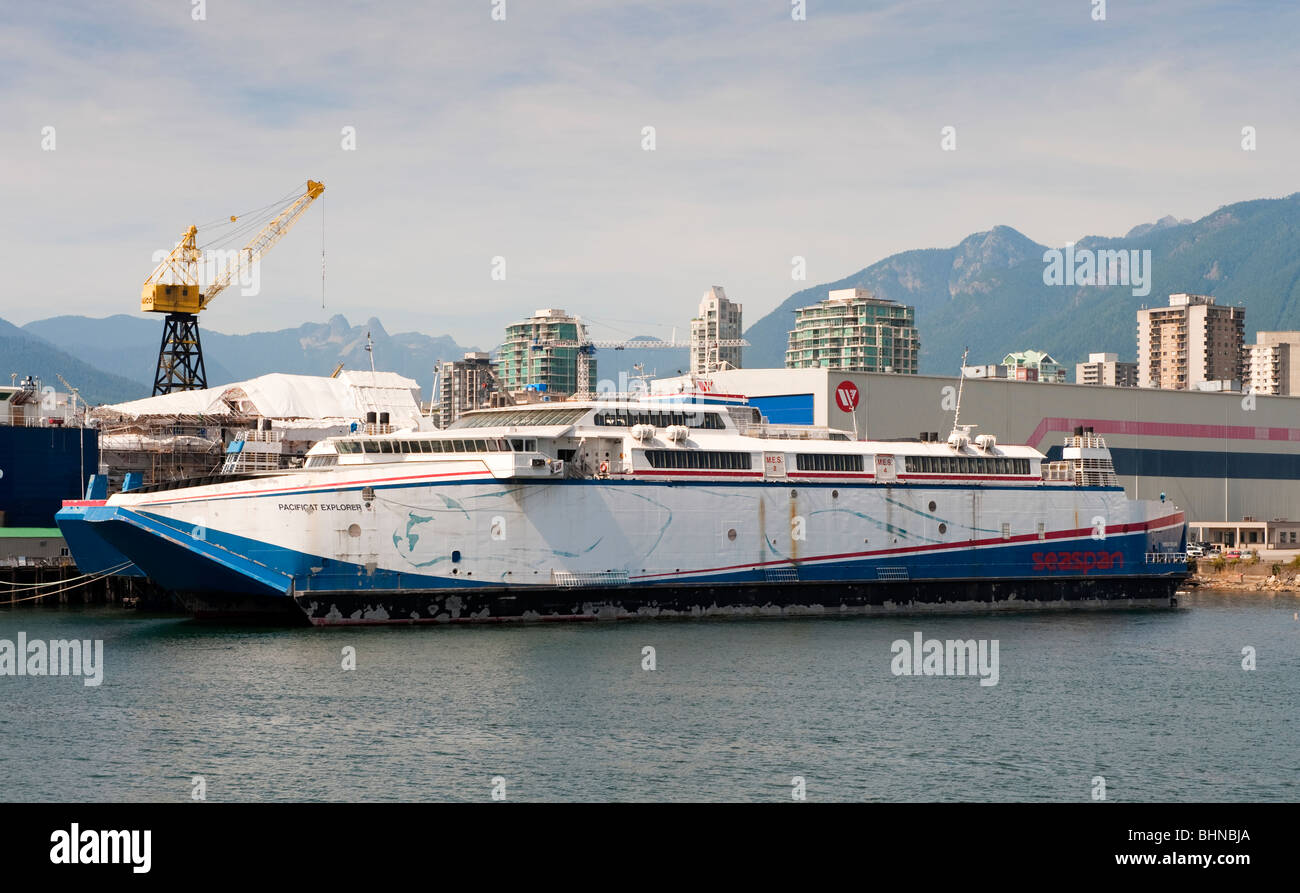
0, 426, 98, 527
695, 369, 1300, 525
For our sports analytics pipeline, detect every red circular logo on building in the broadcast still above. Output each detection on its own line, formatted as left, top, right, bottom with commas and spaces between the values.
835, 381, 860, 412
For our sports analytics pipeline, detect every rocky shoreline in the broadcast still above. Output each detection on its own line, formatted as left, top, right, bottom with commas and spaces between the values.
1186, 564, 1300, 593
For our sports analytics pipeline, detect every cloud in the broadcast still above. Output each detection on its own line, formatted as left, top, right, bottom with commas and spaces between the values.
1, 0, 1296, 353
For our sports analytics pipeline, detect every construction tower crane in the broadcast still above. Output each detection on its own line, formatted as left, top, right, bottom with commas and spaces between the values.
544, 332, 748, 399
141, 180, 325, 395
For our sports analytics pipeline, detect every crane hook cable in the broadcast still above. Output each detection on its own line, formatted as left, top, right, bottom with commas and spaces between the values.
192, 183, 306, 232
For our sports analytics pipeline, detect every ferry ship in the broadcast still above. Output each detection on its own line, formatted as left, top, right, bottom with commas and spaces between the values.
56, 396, 1188, 624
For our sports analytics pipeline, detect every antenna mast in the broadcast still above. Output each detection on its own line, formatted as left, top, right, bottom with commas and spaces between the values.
952, 347, 969, 433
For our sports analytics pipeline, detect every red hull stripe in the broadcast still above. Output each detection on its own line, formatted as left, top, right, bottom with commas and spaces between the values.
787, 472, 876, 479
897, 474, 1040, 482
632, 470, 763, 478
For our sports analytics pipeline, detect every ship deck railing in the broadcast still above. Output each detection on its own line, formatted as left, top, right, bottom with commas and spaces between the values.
1043, 462, 1073, 482
1145, 552, 1189, 564
735, 422, 847, 441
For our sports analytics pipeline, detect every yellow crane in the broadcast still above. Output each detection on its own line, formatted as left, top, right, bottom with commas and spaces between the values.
142, 180, 324, 394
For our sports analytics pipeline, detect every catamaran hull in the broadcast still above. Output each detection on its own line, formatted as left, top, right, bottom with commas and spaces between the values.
59, 473, 1188, 626
168, 576, 1180, 626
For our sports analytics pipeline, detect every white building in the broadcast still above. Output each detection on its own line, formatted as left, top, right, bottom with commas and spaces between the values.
1244, 331, 1300, 395
1076, 352, 1138, 387
689, 286, 743, 376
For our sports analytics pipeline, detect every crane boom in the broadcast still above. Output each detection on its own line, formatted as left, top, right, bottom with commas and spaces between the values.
141, 180, 324, 314
200, 180, 324, 310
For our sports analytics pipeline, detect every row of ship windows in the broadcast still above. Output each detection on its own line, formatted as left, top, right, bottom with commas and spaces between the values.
643, 450, 753, 470
795, 454, 865, 472
334, 438, 539, 455
903, 456, 1031, 476
640, 453, 1015, 475
594, 410, 726, 429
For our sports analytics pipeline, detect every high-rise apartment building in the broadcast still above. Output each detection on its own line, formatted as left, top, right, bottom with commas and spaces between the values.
436, 352, 499, 426
689, 286, 743, 375
785, 288, 919, 374
1136, 294, 1245, 390
494, 309, 592, 397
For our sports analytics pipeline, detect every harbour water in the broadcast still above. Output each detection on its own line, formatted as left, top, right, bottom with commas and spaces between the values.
1, 590, 1296, 802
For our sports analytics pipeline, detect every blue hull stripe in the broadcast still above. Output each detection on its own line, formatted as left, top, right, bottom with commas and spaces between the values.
77, 505, 293, 595
68, 504, 1185, 598
54, 505, 145, 577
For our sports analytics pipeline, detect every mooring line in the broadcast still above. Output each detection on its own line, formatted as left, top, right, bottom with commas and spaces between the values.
0, 563, 134, 602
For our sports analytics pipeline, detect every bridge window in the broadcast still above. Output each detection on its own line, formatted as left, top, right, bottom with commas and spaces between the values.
453, 408, 589, 428
595, 410, 725, 429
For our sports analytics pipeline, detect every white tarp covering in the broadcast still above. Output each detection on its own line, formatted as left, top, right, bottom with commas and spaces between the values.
104, 388, 227, 418
101, 371, 426, 429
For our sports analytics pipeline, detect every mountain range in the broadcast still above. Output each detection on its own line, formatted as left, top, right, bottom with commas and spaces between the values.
0, 316, 148, 405
742, 192, 1300, 372
4, 190, 1299, 405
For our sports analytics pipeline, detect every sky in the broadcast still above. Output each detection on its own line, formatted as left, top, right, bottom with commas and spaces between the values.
1, 0, 1297, 349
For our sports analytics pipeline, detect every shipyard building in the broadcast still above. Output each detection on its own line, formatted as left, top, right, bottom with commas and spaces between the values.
657, 367, 1300, 543
0, 378, 97, 528
90, 371, 424, 489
